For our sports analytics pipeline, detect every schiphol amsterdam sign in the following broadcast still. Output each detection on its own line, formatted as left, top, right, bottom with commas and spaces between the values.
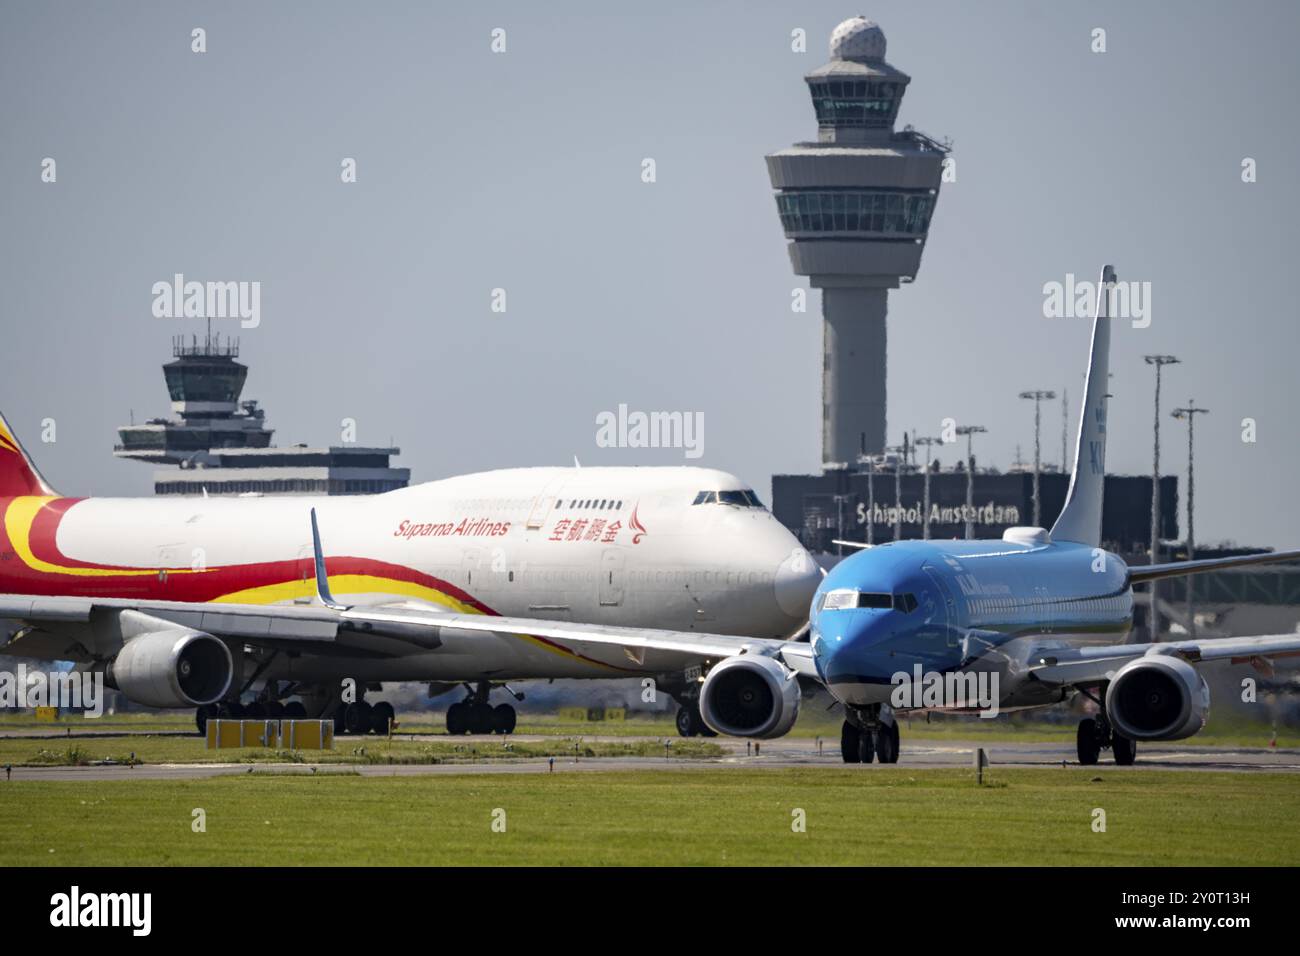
856, 501, 1022, 528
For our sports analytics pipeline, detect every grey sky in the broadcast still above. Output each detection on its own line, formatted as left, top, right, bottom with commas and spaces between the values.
1, 1, 1297, 548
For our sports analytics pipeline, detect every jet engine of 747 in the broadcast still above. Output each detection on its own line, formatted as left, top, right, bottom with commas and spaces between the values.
104, 629, 233, 709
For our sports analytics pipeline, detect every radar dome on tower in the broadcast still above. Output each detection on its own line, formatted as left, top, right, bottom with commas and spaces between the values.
829, 16, 886, 61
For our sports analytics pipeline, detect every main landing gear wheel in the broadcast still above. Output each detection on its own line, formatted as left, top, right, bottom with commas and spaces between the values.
447, 699, 510, 734
283, 701, 307, 719
1112, 732, 1137, 766
675, 703, 699, 737
370, 701, 396, 735
445, 681, 517, 735
342, 700, 372, 736
468, 702, 494, 734
446, 701, 468, 735
492, 703, 517, 735
876, 721, 900, 764
676, 701, 713, 737
195, 704, 217, 735
1076, 717, 1102, 765
840, 720, 861, 763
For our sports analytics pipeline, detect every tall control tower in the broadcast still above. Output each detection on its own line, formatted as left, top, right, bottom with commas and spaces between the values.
766, 16, 948, 466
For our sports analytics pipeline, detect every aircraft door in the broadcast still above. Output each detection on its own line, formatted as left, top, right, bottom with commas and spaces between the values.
599, 549, 625, 606
923, 564, 962, 650
462, 548, 483, 591
525, 478, 564, 531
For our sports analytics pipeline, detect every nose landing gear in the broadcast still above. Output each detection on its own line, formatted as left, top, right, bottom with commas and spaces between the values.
840, 705, 900, 763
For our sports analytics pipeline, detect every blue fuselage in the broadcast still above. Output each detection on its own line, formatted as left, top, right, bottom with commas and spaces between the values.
809, 538, 1134, 709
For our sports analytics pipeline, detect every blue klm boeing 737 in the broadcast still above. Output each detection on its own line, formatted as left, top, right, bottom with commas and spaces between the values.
808, 266, 1300, 764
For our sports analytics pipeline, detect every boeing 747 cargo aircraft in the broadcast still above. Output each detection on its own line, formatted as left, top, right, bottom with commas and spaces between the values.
0, 422, 819, 736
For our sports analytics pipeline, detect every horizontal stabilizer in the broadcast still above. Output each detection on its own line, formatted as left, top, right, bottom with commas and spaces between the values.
1128, 548, 1300, 585
831, 539, 874, 550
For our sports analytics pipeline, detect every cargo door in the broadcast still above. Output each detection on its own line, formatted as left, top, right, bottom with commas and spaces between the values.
598, 549, 625, 606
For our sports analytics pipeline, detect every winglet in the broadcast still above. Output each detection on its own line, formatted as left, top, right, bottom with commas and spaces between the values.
310, 508, 346, 610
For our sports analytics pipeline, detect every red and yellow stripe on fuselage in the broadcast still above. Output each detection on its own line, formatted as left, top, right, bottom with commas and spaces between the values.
0, 495, 489, 609
0, 495, 628, 672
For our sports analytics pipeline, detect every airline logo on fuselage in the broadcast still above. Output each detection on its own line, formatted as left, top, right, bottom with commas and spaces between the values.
547, 501, 646, 545
394, 517, 511, 540
550, 517, 622, 543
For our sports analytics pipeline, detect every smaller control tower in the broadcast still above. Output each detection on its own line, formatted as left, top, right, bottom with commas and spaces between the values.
116, 332, 273, 462
116, 331, 409, 496
766, 17, 948, 466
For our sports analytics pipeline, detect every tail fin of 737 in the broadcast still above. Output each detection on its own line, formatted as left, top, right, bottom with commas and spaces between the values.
1050, 264, 1115, 547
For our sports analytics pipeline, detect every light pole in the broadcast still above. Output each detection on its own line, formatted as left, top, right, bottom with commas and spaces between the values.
1061, 389, 1069, 474
915, 437, 941, 540
889, 444, 907, 540
833, 491, 853, 557
1172, 400, 1208, 637
1144, 354, 1180, 640
955, 425, 986, 540
865, 456, 876, 545
1019, 390, 1057, 527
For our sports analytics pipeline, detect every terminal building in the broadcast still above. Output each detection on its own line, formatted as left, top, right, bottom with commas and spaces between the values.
771, 466, 1177, 557
115, 334, 409, 496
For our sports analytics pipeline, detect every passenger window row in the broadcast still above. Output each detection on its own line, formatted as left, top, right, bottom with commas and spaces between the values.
564, 498, 623, 510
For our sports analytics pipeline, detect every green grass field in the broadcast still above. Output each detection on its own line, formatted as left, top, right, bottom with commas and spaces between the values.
0, 734, 723, 767
1, 768, 1296, 866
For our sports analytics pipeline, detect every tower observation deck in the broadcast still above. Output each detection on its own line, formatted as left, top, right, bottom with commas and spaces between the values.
115, 331, 409, 496
765, 17, 948, 466
116, 333, 274, 463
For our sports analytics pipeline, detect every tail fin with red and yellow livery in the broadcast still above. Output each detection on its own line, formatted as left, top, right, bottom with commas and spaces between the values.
0, 412, 59, 497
